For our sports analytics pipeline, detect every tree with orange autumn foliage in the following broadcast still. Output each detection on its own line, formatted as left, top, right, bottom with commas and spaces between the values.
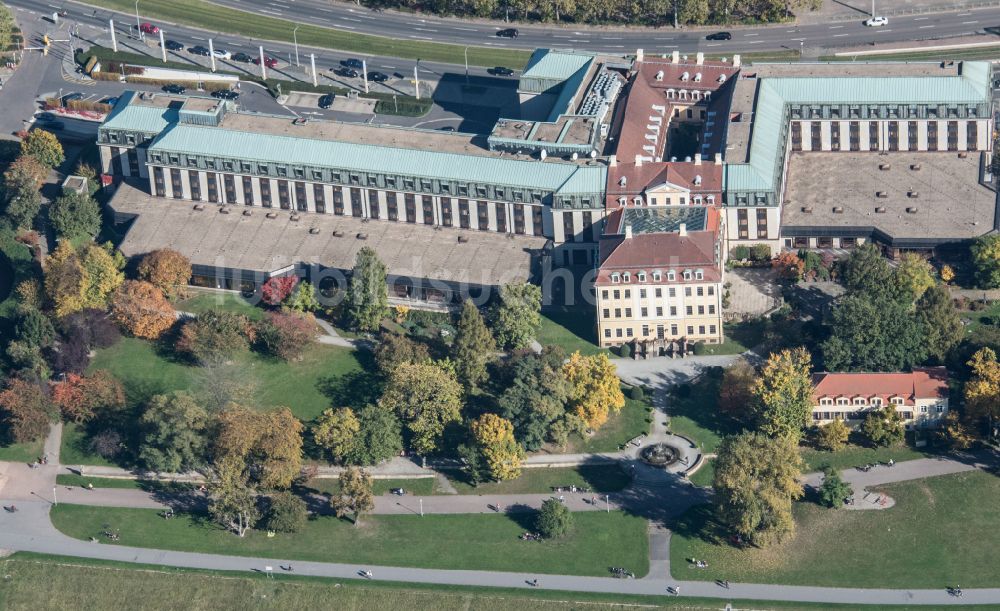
772, 250, 805, 281
51, 370, 125, 424
0, 377, 55, 443
110, 280, 175, 339
137, 249, 192, 299
561, 352, 624, 430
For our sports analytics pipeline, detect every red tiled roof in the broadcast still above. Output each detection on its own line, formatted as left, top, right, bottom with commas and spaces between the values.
811, 367, 949, 406
605, 161, 722, 209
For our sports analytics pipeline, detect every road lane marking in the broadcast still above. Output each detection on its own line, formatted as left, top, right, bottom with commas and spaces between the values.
918, 25, 935, 29
744, 33, 758, 37
914, 17, 929, 20
829, 25, 844, 29
832, 33, 849, 37
341, 17, 361, 22
962, 20, 980, 24
258, 8, 282, 15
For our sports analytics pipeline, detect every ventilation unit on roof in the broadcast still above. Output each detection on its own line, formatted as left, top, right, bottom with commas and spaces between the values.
875, 206, 886, 213
908, 191, 919, 198
193, 204, 205, 211
357, 233, 368, 240
906, 207, 919, 213
801, 206, 813, 213
309, 227, 320, 234
458, 235, 469, 243
832, 206, 844, 213
655, 70, 664, 81
910, 164, 921, 170
243, 209, 252, 216
290, 214, 300, 222
266, 212, 278, 219
219, 207, 230, 215
876, 191, 888, 198
333, 230, 344, 237
959, 152, 968, 158
680, 72, 689, 81
879, 163, 891, 170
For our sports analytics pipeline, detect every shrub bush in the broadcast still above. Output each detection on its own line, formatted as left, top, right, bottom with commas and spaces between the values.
618, 343, 631, 358
628, 385, 644, 401
750, 243, 772, 261
730, 245, 750, 260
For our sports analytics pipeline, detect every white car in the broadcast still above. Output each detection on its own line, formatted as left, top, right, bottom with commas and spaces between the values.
864, 16, 888, 27
211, 49, 232, 60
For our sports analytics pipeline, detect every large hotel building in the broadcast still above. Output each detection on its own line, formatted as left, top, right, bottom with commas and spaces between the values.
96, 49, 995, 351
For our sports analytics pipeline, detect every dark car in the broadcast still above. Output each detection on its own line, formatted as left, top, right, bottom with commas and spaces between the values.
163, 39, 183, 51
231, 52, 253, 63
705, 31, 732, 41
318, 93, 335, 109
341, 58, 364, 70
212, 89, 239, 100
367, 71, 388, 83
162, 84, 187, 94
334, 67, 359, 78
496, 28, 518, 38
35, 115, 65, 129
390, 488, 405, 496
102, 96, 119, 106
188, 45, 210, 56
62, 92, 84, 104
488, 66, 515, 76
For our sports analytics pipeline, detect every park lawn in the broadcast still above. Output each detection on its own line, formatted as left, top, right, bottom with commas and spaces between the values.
56, 474, 142, 489
176, 291, 264, 320
89, 337, 363, 422
693, 320, 765, 356
686, 457, 714, 488
51, 504, 649, 577
671, 471, 1000, 588
87, 0, 530, 68
304, 477, 439, 497
537, 310, 607, 357
0, 437, 44, 464
666, 370, 742, 454
559, 393, 652, 454
0, 555, 901, 611
799, 442, 935, 473
59, 423, 117, 468
447, 464, 631, 495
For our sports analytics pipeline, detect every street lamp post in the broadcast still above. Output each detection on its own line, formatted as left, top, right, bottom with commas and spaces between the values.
464, 46, 469, 84
419, 498, 423, 516
293, 26, 300, 67
673, 0, 678, 29
134, 0, 141, 41
605, 495, 610, 513
53, 486, 58, 506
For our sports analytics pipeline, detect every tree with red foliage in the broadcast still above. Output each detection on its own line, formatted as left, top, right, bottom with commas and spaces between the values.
261, 276, 299, 307
0, 377, 55, 443
256, 311, 318, 361
51, 370, 126, 424
772, 251, 805, 281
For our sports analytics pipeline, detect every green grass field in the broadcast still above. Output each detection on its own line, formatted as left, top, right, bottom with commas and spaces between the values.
0, 437, 44, 464
799, 442, 935, 473
59, 422, 117, 468
303, 477, 439, 497
51, 505, 648, 577
671, 471, 1000, 588
87, 0, 530, 68
176, 291, 265, 320
821, 46, 1000, 62
447, 464, 631, 495
0, 227, 34, 320
666, 371, 741, 455
1, 554, 927, 611
536, 310, 606, 357
559, 392, 652, 454
686, 457, 714, 488
89, 337, 363, 422
694, 320, 765, 356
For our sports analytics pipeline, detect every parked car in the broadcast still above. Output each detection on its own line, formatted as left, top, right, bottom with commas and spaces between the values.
212, 90, 239, 100
252, 55, 278, 68
705, 31, 732, 40
162, 84, 186, 94
341, 58, 364, 70
163, 39, 183, 51
211, 49, 231, 60
188, 45, 210, 56
61, 92, 83, 104
496, 28, 518, 38
488, 66, 515, 76
139, 22, 159, 35
864, 15, 888, 27
390, 488, 406, 496
334, 67, 359, 78
102, 96, 119, 106
438, 126, 456, 132
367, 71, 388, 83
35, 119, 64, 130
318, 93, 335, 109
231, 52, 253, 63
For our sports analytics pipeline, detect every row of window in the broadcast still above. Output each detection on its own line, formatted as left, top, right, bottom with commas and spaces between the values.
788, 103, 983, 120
602, 303, 717, 318
601, 285, 716, 300
812, 405, 943, 421
618, 194, 715, 206
737, 208, 768, 240
818, 397, 903, 407
790, 120, 978, 153
151, 169, 545, 235
791, 236, 857, 249
608, 269, 706, 284
603, 323, 718, 339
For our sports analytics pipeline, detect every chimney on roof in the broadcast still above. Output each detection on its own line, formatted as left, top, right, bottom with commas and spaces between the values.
634, 154, 643, 167
678, 223, 687, 237
696, 52, 704, 65
625, 224, 632, 239
714, 152, 723, 165
672, 50, 680, 64
733, 54, 741, 68
694, 153, 702, 166
609, 154, 617, 167
636, 48, 644, 63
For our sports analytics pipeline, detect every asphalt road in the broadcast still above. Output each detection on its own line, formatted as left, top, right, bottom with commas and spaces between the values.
206, 0, 1000, 54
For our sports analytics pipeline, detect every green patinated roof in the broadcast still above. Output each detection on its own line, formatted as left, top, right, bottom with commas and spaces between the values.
148, 124, 606, 195
521, 49, 594, 84
725, 61, 993, 194
101, 91, 180, 134
624, 206, 707, 234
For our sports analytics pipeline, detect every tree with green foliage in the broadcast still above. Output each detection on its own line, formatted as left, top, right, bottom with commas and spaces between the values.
330, 466, 374, 526
138, 392, 210, 473
263, 491, 308, 533
345, 404, 403, 466
822, 295, 926, 372
841, 243, 896, 300
818, 466, 853, 509
497, 351, 572, 451
13, 306, 55, 350
915, 284, 963, 363
209, 458, 260, 537
815, 418, 849, 452
373, 332, 431, 377
312, 407, 360, 464
678, 0, 710, 23
963, 347, 1000, 428
346, 246, 388, 332
284, 280, 320, 313
457, 441, 486, 487
752, 347, 813, 441
972, 234, 1000, 289
2, 155, 47, 230
45, 242, 125, 317
379, 361, 463, 456
49, 190, 101, 240
213, 405, 303, 490
894, 253, 935, 302
20, 129, 64, 168
719, 359, 757, 424
490, 282, 542, 350
861, 404, 905, 447
536, 497, 573, 539
453, 299, 496, 390
713, 432, 804, 546
470, 413, 524, 481
177, 311, 253, 365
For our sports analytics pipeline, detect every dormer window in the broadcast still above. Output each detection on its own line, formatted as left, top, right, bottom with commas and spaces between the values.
820, 398, 833, 406
622, 272, 631, 283
890, 397, 904, 406
853, 398, 866, 406
871, 397, 883, 407
667, 270, 676, 281
652, 271, 662, 282
633, 196, 643, 206
683, 270, 692, 281
611, 273, 621, 284
694, 72, 702, 82
837, 398, 848, 406
695, 270, 704, 280
655, 70, 664, 81
681, 71, 689, 81
694, 175, 702, 186
637, 272, 646, 282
